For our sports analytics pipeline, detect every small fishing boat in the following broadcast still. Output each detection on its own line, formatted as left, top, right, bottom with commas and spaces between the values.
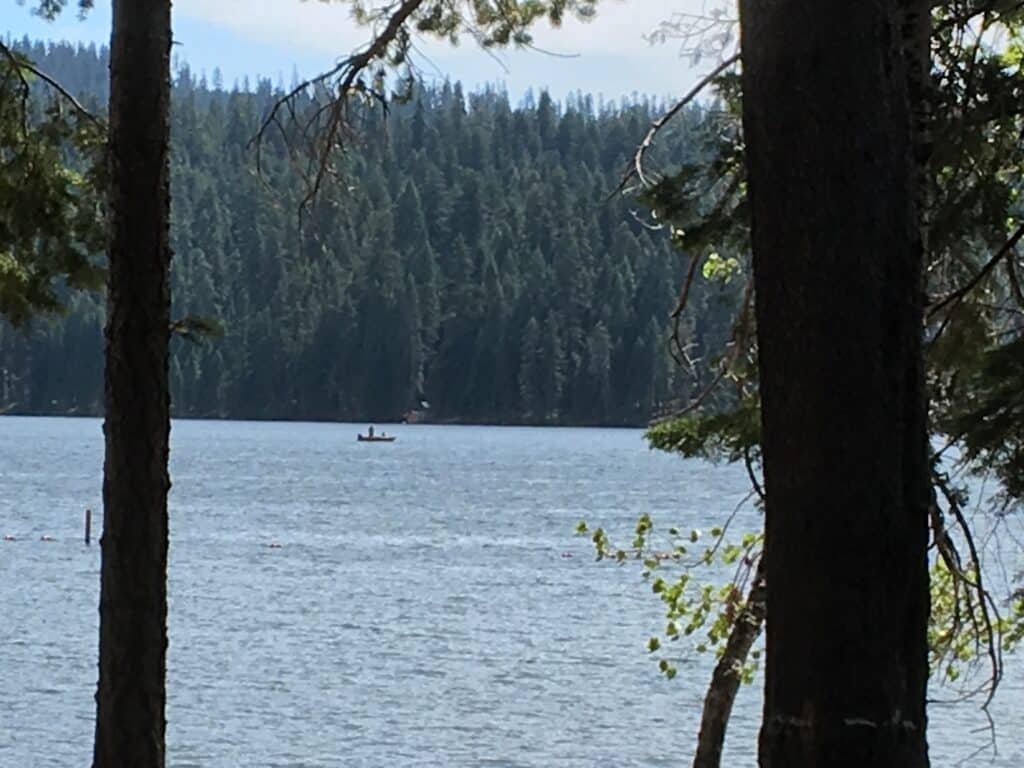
357, 426, 395, 442
357, 433, 396, 443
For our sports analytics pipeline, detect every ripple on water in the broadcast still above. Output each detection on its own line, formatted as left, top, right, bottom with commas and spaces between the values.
1, 418, 1022, 766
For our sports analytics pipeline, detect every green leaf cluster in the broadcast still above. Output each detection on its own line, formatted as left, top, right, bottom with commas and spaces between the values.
581, 514, 763, 681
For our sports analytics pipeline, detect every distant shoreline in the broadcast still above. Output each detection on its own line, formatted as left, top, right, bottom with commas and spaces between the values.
0, 409, 652, 430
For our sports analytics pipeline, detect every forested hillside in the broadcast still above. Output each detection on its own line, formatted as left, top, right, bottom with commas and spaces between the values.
0, 40, 737, 425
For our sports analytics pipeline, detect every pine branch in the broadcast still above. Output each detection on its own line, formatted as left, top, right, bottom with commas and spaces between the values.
253, 0, 424, 209
0, 39, 103, 127
614, 52, 739, 197
928, 222, 1024, 343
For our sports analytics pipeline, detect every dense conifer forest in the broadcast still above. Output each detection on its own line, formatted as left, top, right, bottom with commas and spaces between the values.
0, 40, 738, 424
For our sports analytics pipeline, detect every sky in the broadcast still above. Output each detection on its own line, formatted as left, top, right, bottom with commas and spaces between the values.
1, 0, 720, 101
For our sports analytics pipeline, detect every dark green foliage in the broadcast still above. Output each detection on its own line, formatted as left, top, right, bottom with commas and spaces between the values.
0, 43, 105, 325
942, 336, 1024, 500
26, 0, 93, 21
642, 5, 1024, 509
347, 0, 597, 49
646, 395, 760, 463
0, 41, 731, 424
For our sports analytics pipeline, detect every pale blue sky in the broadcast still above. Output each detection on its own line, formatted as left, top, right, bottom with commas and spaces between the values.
1, 1, 719, 100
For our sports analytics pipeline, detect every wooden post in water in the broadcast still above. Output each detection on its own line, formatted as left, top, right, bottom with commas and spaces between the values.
85, 508, 92, 546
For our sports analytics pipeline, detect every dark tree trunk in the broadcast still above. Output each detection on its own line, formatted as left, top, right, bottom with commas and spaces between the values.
93, 1, 172, 766
739, 2, 931, 766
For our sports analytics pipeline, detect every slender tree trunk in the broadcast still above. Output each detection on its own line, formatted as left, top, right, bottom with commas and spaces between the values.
93, 1, 172, 766
739, 2, 931, 766
692, 557, 767, 768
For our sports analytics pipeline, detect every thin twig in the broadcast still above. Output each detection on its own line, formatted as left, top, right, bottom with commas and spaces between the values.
933, 469, 1004, 711
0, 39, 103, 127
633, 53, 739, 188
928, 223, 1024, 344
1005, 256, 1024, 308
743, 444, 764, 500
935, 0, 1024, 33
608, 52, 739, 201
657, 273, 753, 423
252, 0, 423, 204
669, 251, 701, 363
653, 367, 727, 424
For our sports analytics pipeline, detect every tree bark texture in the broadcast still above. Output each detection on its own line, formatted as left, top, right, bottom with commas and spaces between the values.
93, 1, 172, 766
739, 2, 931, 766
692, 557, 767, 768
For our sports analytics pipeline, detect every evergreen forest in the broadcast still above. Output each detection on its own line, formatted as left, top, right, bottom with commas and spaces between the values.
0, 40, 738, 425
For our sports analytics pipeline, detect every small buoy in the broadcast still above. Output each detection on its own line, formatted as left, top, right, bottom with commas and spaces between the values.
40, 535, 55, 542
561, 551, 573, 559
266, 542, 283, 549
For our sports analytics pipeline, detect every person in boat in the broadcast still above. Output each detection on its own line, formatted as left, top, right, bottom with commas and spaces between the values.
368, 425, 375, 438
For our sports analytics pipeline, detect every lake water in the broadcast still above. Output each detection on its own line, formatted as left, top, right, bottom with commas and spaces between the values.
1, 416, 1021, 766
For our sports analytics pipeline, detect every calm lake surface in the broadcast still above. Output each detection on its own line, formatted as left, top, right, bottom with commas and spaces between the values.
2, 416, 1021, 766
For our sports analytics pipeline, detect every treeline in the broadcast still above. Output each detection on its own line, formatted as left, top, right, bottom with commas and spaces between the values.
0, 40, 739, 425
